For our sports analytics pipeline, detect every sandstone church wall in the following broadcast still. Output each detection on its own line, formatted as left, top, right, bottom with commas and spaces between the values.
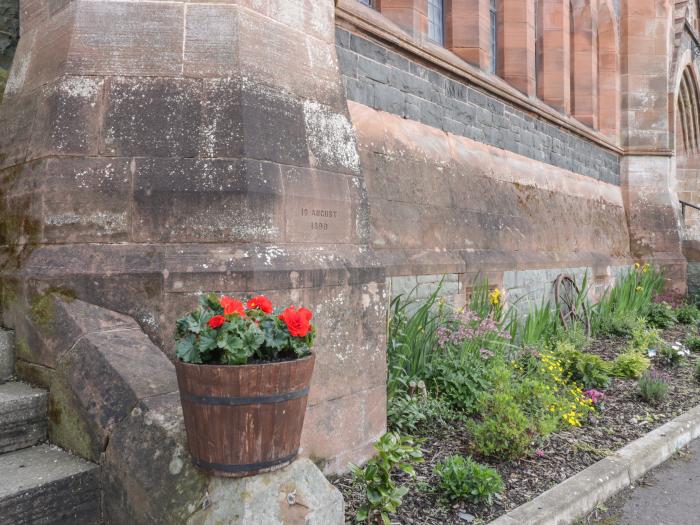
336, 27, 621, 185
0, 0, 694, 493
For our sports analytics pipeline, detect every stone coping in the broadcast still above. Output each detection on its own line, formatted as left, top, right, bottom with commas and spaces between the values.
488, 404, 700, 525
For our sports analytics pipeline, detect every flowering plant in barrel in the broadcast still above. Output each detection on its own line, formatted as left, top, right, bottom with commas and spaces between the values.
174, 293, 316, 477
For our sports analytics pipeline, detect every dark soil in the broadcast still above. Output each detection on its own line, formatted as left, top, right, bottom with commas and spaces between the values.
332, 324, 700, 525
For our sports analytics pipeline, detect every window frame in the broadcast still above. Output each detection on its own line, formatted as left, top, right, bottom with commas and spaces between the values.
427, 0, 445, 45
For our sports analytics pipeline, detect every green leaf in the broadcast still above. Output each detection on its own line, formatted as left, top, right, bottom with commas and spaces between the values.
176, 335, 200, 363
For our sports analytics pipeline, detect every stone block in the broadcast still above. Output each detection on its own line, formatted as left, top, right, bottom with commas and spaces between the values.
194, 459, 344, 524
239, 85, 310, 166
12, 293, 138, 369
132, 158, 284, 244
284, 174, 354, 242
183, 4, 239, 78
0, 444, 101, 525
302, 384, 386, 474
236, 7, 342, 107
0, 330, 14, 382
68, 1, 184, 76
101, 77, 202, 158
302, 101, 361, 175
0, 381, 47, 453
27, 77, 103, 160
199, 78, 244, 158
0, 89, 37, 169
40, 157, 132, 243
50, 327, 178, 462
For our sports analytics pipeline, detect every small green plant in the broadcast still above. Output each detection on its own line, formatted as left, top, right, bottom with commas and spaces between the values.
387, 393, 455, 434
592, 265, 664, 336
646, 302, 676, 329
553, 341, 611, 389
686, 334, 700, 352
550, 324, 590, 351
659, 344, 683, 367
610, 350, 650, 379
695, 360, 700, 383
470, 391, 532, 460
387, 286, 445, 398
675, 303, 700, 325
628, 324, 664, 354
638, 370, 669, 404
427, 355, 491, 414
349, 433, 424, 525
433, 455, 504, 504
516, 299, 557, 347
596, 312, 644, 338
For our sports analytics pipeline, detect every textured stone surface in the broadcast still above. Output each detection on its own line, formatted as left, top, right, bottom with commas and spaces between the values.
191, 459, 344, 525
351, 101, 630, 261
103, 392, 344, 525
49, 320, 178, 462
0, 329, 14, 382
336, 27, 621, 184
0, 444, 101, 525
0, 381, 46, 453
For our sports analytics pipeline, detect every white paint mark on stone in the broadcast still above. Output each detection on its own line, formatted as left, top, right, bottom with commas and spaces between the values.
60, 77, 101, 99
303, 100, 360, 172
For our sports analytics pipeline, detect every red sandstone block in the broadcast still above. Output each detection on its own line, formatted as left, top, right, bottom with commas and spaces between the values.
301, 384, 386, 471
27, 77, 103, 161
183, 4, 239, 78
132, 157, 285, 244
281, 166, 354, 244
40, 157, 132, 244
0, 90, 37, 169
101, 77, 202, 158
67, 2, 184, 76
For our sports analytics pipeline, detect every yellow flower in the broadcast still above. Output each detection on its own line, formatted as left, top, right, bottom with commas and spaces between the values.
643, 263, 649, 273
636, 286, 643, 292
635, 262, 641, 270
489, 288, 501, 306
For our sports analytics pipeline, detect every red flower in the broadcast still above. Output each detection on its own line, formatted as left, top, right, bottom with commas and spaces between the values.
208, 315, 226, 329
247, 295, 273, 314
279, 306, 312, 337
220, 296, 245, 317
298, 307, 313, 321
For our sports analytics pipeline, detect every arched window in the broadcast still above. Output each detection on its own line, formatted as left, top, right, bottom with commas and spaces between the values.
597, 3, 619, 139
677, 67, 700, 156
490, 0, 498, 74
570, 0, 597, 128
536, 0, 570, 112
427, 0, 444, 44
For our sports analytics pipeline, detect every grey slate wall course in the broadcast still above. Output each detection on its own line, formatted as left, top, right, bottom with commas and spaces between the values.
337, 27, 621, 185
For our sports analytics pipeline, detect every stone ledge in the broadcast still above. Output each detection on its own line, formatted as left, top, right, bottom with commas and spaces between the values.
488, 403, 700, 525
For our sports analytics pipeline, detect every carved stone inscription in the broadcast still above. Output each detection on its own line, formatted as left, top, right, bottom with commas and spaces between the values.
285, 197, 351, 243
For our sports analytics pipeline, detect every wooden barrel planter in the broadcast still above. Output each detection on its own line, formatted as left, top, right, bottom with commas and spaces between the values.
175, 354, 315, 478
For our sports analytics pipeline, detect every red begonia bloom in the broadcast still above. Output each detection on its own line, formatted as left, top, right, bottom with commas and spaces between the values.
208, 315, 226, 329
247, 295, 273, 314
220, 296, 246, 317
279, 306, 312, 337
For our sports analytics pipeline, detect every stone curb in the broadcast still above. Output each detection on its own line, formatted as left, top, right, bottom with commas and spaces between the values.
488, 404, 700, 525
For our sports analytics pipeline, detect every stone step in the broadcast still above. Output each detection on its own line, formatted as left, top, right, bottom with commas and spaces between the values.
0, 444, 101, 525
0, 381, 48, 454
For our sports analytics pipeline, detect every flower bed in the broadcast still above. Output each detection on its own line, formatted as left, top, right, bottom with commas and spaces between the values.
332, 268, 700, 524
